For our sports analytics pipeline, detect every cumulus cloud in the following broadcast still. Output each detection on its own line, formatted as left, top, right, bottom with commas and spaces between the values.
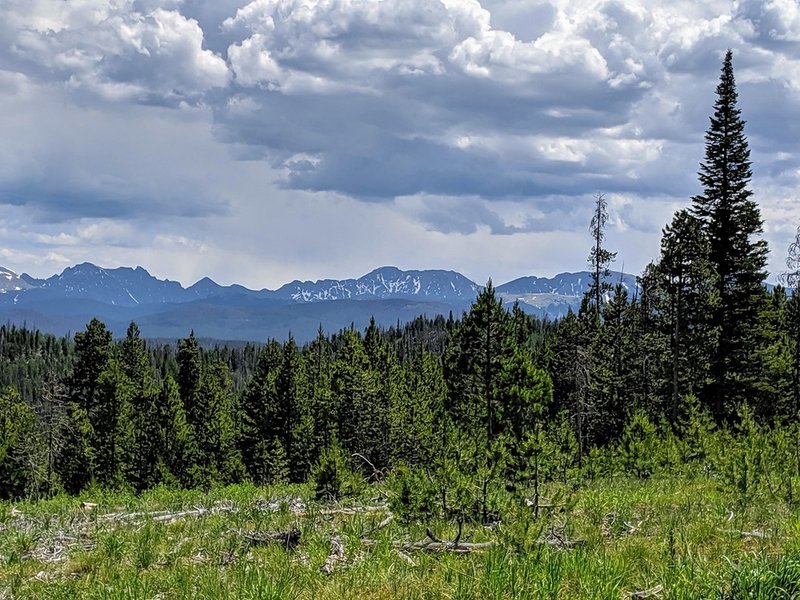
3, 1, 228, 103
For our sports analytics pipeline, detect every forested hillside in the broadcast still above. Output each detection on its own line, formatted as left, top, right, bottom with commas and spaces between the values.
0, 53, 799, 529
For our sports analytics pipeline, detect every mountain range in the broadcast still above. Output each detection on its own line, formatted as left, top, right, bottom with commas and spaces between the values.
0, 263, 638, 342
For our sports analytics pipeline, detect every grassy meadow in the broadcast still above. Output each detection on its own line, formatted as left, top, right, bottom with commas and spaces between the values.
2, 473, 800, 599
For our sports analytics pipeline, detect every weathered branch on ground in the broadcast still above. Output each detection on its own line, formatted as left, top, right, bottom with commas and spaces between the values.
361, 522, 495, 555
364, 514, 394, 536
526, 499, 565, 510
542, 525, 586, 550
242, 528, 302, 550
624, 518, 647, 535
626, 585, 664, 599
320, 534, 347, 575
318, 505, 388, 517
361, 537, 495, 554
717, 528, 770, 539
394, 549, 417, 566
395, 539, 495, 554
96, 501, 238, 524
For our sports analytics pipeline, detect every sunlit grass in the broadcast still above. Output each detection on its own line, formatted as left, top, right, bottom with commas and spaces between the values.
1, 475, 799, 599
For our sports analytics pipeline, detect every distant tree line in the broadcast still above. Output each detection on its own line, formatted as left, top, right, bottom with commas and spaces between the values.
1, 51, 799, 512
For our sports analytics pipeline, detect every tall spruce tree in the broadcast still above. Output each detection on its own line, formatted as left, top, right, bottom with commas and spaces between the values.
658, 210, 716, 421
120, 323, 161, 491
60, 319, 113, 492
549, 310, 591, 466
690, 50, 769, 420
156, 375, 194, 487
306, 327, 336, 451
239, 341, 283, 484
176, 332, 203, 416
276, 337, 315, 482
0, 387, 35, 498
331, 330, 378, 465
443, 281, 514, 451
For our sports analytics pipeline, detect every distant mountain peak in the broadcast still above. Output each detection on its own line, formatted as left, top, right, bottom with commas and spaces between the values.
0, 262, 644, 341
273, 265, 481, 303
0, 266, 34, 293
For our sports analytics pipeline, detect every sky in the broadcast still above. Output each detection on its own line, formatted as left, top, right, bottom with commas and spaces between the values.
1, 0, 799, 289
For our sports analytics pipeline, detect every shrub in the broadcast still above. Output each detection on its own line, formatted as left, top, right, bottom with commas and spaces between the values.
311, 438, 362, 501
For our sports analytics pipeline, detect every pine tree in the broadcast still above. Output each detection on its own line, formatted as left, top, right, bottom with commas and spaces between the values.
239, 341, 282, 483
598, 284, 635, 438
306, 327, 335, 452
691, 50, 769, 420
331, 330, 378, 464
93, 358, 134, 487
70, 318, 113, 417
391, 351, 446, 467
120, 323, 161, 491
361, 321, 397, 473
29, 372, 67, 496
277, 337, 315, 482
60, 319, 114, 492
549, 310, 591, 467
443, 281, 514, 451
658, 210, 716, 420
0, 386, 36, 498
633, 263, 668, 411
177, 332, 203, 420
156, 375, 195, 487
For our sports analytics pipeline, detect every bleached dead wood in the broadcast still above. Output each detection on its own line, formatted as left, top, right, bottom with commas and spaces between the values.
96, 501, 238, 525
394, 549, 417, 566
717, 528, 770, 539
362, 525, 495, 555
320, 534, 347, 575
352, 453, 384, 482
397, 539, 495, 553
626, 585, 664, 599
318, 505, 388, 516
541, 525, 586, 550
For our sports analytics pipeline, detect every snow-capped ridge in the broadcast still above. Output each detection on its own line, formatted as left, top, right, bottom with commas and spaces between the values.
272, 266, 481, 303
0, 266, 34, 294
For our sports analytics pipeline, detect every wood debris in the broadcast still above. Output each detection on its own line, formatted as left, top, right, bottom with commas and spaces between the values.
626, 584, 664, 599
320, 534, 347, 575
242, 528, 302, 550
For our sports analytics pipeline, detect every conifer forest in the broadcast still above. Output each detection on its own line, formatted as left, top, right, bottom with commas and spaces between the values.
3, 52, 800, 599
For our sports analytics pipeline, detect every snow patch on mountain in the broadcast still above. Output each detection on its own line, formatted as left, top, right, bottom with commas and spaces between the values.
0, 267, 33, 294
274, 266, 481, 303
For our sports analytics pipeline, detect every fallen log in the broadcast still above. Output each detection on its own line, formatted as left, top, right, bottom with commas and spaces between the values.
243, 528, 302, 550
717, 528, 770, 539
320, 534, 347, 575
542, 526, 587, 550
361, 526, 495, 555
318, 506, 389, 516
626, 584, 664, 599
395, 540, 495, 554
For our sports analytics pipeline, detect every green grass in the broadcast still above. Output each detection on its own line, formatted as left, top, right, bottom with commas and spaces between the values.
1, 476, 799, 599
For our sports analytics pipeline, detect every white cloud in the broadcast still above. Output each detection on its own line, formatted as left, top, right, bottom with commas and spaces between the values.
6, 2, 228, 103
